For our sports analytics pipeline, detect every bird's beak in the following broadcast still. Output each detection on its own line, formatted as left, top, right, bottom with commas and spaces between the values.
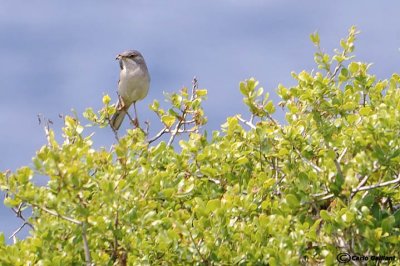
115, 54, 121, 60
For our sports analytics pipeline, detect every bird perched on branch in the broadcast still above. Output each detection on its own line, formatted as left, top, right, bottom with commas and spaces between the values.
110, 50, 150, 130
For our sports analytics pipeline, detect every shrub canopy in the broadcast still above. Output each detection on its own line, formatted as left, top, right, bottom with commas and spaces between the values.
1, 27, 400, 265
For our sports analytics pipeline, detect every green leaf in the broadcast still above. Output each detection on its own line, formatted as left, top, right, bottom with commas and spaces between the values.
310, 32, 320, 46
196, 89, 208, 97
320, 210, 331, 221
340, 67, 349, 77
359, 106, 372, 116
255, 87, 264, 97
150, 100, 160, 111
102, 94, 111, 105
381, 216, 395, 233
200, 166, 217, 176
236, 156, 249, 165
286, 194, 299, 208
206, 199, 221, 213
161, 115, 176, 128
239, 82, 248, 95
264, 101, 275, 114
4, 197, 20, 208
348, 62, 359, 73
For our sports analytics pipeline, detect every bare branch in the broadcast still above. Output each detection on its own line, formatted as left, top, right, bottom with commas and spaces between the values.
148, 127, 198, 145
352, 173, 400, 194
266, 112, 278, 126
311, 173, 400, 204
311, 191, 330, 198
34, 205, 82, 225
81, 222, 92, 266
350, 175, 369, 198
295, 149, 322, 173
318, 193, 335, 201
181, 119, 196, 124
187, 224, 207, 263
338, 147, 348, 162
236, 115, 256, 129
148, 127, 168, 144
167, 120, 185, 147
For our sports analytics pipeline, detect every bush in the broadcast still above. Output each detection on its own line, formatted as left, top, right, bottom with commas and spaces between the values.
1, 27, 399, 265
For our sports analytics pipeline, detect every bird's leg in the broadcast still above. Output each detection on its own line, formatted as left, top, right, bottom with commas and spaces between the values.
125, 102, 139, 128
125, 111, 136, 128
132, 102, 139, 127
117, 94, 125, 111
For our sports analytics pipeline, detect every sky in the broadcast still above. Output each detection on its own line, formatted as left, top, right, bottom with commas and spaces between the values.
1, 1, 400, 243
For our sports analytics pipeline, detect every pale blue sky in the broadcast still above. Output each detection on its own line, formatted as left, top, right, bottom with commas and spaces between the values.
1, 1, 400, 242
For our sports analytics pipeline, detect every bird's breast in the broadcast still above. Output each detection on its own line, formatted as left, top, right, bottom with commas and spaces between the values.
118, 67, 150, 105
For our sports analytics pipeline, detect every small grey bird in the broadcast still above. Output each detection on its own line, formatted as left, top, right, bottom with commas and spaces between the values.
110, 50, 150, 130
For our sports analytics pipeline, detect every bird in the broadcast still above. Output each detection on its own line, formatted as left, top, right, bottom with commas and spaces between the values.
110, 50, 150, 130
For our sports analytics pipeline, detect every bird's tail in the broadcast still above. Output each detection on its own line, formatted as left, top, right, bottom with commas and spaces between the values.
110, 109, 127, 130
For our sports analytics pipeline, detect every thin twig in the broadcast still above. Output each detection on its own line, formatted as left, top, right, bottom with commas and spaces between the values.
187, 224, 207, 263
272, 174, 286, 195
144, 121, 150, 136
266, 113, 278, 125
167, 77, 198, 147
333, 159, 343, 179
110, 125, 120, 142
329, 65, 341, 81
106, 111, 120, 142
8, 203, 34, 239
34, 204, 92, 264
9, 222, 30, 239
38, 114, 54, 146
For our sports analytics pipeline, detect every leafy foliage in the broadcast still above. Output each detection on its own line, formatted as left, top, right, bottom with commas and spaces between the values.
1, 27, 400, 265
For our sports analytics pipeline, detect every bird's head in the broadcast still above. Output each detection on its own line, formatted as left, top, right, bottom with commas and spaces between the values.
116, 50, 143, 61
116, 49, 147, 71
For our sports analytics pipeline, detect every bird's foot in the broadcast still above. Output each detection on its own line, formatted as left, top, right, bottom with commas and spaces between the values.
117, 94, 126, 111
132, 118, 139, 128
